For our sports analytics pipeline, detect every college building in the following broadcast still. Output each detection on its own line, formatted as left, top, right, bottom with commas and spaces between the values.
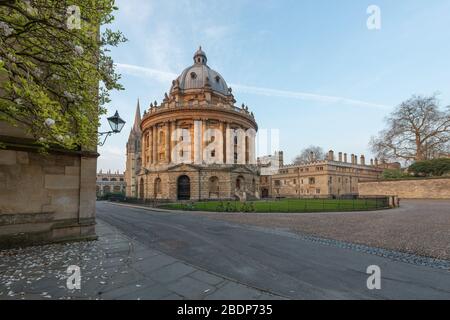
259, 150, 400, 198
96, 170, 126, 196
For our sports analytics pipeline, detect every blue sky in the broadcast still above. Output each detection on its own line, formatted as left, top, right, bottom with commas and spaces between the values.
98, 0, 450, 172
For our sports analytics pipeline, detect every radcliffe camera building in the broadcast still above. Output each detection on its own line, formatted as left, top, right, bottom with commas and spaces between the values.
126, 48, 399, 201
126, 48, 259, 201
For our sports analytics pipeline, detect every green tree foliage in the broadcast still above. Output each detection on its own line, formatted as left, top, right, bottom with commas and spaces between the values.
381, 169, 409, 180
0, 0, 126, 150
408, 158, 450, 177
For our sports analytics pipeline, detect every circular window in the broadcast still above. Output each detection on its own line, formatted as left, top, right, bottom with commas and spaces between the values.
190, 72, 197, 79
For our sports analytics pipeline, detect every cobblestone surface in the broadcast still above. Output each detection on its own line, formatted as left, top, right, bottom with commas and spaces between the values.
188, 200, 450, 261
0, 220, 283, 300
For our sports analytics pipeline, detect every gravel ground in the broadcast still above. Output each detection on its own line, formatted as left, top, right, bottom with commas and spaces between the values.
188, 200, 450, 261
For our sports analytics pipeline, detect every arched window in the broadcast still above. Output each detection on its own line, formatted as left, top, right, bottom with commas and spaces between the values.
154, 178, 162, 197
208, 176, 219, 199
236, 175, 245, 191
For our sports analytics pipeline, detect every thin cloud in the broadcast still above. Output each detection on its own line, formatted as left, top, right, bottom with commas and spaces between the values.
116, 63, 391, 109
230, 84, 391, 110
116, 63, 177, 83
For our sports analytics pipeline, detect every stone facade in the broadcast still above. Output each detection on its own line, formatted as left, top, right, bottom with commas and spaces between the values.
96, 170, 126, 196
260, 150, 398, 198
0, 122, 97, 248
138, 164, 258, 201
127, 48, 260, 201
358, 178, 450, 199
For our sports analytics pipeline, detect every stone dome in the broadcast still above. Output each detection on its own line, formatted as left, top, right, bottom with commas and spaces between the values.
170, 47, 230, 96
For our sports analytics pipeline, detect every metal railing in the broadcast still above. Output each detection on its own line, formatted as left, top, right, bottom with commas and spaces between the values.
156, 196, 391, 213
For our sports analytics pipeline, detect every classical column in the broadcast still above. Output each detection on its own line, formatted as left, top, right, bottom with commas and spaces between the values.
193, 120, 202, 164
170, 121, 176, 162
165, 121, 170, 163
141, 135, 146, 166
217, 122, 224, 164
225, 122, 233, 164
152, 125, 157, 165
149, 126, 153, 164
202, 119, 206, 163
237, 127, 246, 165
247, 129, 256, 165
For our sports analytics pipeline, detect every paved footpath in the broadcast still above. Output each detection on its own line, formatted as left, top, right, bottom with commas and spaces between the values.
0, 219, 282, 300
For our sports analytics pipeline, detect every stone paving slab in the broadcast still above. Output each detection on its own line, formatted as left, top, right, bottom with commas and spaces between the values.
0, 219, 284, 300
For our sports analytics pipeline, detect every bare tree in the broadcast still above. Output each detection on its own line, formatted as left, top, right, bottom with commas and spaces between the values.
370, 94, 450, 163
293, 145, 325, 164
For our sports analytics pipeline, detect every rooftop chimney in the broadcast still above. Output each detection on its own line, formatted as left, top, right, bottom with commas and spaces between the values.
328, 150, 334, 161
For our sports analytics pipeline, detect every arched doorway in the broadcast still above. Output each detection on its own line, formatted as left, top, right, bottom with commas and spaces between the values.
177, 175, 190, 200
139, 178, 144, 199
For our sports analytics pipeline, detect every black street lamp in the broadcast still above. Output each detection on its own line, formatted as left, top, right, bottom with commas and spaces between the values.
98, 110, 126, 146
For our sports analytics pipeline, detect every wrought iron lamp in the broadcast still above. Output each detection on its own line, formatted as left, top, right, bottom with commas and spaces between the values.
98, 110, 126, 146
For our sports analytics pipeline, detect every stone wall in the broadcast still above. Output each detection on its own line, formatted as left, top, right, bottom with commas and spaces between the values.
0, 148, 97, 248
358, 178, 450, 199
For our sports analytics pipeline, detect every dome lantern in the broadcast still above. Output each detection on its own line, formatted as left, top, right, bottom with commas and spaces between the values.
193, 46, 207, 65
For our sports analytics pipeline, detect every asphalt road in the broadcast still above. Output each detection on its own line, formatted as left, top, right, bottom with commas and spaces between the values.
97, 202, 450, 299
